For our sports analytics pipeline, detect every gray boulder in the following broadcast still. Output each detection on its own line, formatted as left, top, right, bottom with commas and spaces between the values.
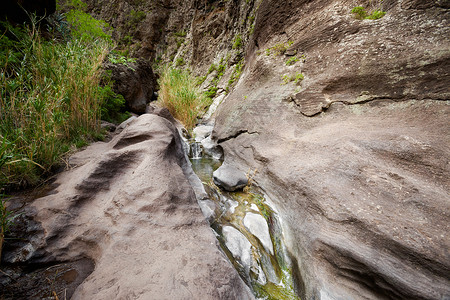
213, 164, 248, 192
103, 59, 157, 114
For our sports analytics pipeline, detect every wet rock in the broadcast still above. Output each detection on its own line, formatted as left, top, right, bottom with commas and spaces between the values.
201, 136, 224, 160
223, 226, 252, 274
193, 124, 214, 142
213, 164, 248, 192
243, 213, 273, 255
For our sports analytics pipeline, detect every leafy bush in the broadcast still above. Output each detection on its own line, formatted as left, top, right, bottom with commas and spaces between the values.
351, 6, 368, 19
158, 66, 211, 129
108, 52, 136, 70
367, 10, 386, 19
66, 9, 112, 42
98, 85, 130, 124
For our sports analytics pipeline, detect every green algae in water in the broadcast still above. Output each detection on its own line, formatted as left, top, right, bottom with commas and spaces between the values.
190, 157, 222, 182
190, 156, 301, 299
211, 188, 301, 300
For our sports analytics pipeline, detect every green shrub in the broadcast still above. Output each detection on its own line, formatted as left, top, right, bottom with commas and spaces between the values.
281, 73, 304, 85
286, 56, 299, 66
173, 30, 187, 37
175, 57, 185, 67
294, 73, 304, 84
367, 10, 386, 19
66, 9, 112, 42
205, 86, 219, 99
351, 6, 368, 19
108, 52, 137, 70
351, 6, 386, 20
208, 63, 217, 74
128, 10, 146, 27
226, 58, 244, 93
158, 66, 211, 129
266, 40, 294, 56
98, 85, 130, 124
232, 34, 242, 50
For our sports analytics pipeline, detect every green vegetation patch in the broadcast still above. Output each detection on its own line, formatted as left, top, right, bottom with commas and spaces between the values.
286, 56, 299, 66
266, 40, 294, 56
282, 73, 304, 85
203, 59, 227, 99
0, 193, 15, 261
232, 34, 243, 50
158, 66, 212, 129
226, 58, 244, 93
0, 5, 124, 189
351, 6, 386, 20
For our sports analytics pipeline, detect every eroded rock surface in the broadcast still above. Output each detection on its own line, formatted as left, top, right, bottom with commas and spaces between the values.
211, 1, 450, 299
2, 114, 253, 299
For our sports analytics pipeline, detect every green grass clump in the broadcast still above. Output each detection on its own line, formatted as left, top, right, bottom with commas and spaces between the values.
366, 10, 386, 19
0, 193, 14, 261
282, 73, 304, 85
158, 66, 211, 129
0, 10, 119, 189
286, 56, 299, 66
351, 6, 386, 20
173, 30, 187, 37
232, 34, 243, 50
226, 58, 244, 93
175, 57, 185, 67
266, 41, 294, 56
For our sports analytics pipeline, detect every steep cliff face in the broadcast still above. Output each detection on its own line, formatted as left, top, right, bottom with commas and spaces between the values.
211, 0, 450, 299
83, 0, 450, 299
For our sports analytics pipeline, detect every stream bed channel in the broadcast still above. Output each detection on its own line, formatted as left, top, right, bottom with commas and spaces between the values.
188, 138, 301, 300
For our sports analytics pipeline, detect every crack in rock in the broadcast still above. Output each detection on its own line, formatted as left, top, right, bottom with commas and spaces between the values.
217, 130, 259, 144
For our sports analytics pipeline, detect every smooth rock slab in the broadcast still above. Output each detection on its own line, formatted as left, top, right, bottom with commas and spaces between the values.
10, 114, 254, 300
223, 226, 252, 274
243, 212, 274, 255
213, 164, 248, 191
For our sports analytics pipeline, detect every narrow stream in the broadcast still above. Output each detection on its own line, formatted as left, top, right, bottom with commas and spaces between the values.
188, 139, 300, 300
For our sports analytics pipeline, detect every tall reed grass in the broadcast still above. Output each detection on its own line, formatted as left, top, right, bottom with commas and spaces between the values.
0, 21, 111, 188
158, 66, 211, 130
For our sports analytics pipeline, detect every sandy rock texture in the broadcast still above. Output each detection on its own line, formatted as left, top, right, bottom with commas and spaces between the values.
71, 0, 449, 298
211, 0, 450, 299
2, 113, 253, 299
